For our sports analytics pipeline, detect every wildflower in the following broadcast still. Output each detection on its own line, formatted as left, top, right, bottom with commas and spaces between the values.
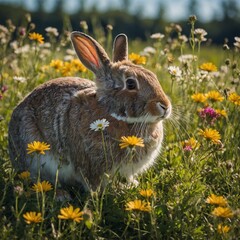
206, 91, 224, 102
217, 224, 230, 234
191, 93, 207, 103
198, 128, 221, 144
18, 171, 30, 180
200, 62, 217, 72
228, 92, 240, 105
32, 180, 53, 192
29, 32, 44, 44
142, 46, 156, 56
23, 212, 43, 224
234, 36, 240, 49
150, 33, 165, 40
168, 66, 182, 78
61, 61, 73, 76
194, 28, 207, 42
129, 53, 146, 65
199, 107, 220, 124
212, 207, 233, 218
58, 205, 83, 223
125, 199, 151, 212
45, 27, 59, 37
27, 141, 50, 155
139, 189, 155, 197
182, 137, 200, 151
178, 54, 197, 63
90, 119, 110, 131
80, 21, 88, 30
50, 59, 63, 71
215, 109, 227, 117
14, 186, 24, 196
119, 136, 144, 149
13, 76, 27, 83
70, 59, 87, 72
206, 194, 228, 206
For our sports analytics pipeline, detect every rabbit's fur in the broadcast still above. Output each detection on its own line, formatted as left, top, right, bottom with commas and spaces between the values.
8, 32, 171, 190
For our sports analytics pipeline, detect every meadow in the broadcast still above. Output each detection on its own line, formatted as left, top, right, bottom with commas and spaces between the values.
0, 14, 239, 239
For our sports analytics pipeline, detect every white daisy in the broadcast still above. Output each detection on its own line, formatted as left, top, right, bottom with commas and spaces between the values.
13, 76, 27, 83
90, 119, 110, 131
168, 66, 182, 78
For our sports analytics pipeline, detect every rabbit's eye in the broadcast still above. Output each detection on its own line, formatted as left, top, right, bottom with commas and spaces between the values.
126, 78, 137, 90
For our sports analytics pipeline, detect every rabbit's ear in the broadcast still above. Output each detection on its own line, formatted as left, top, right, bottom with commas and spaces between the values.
71, 32, 110, 73
112, 34, 128, 62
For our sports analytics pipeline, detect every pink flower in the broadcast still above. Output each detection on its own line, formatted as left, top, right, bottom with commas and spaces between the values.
199, 107, 220, 125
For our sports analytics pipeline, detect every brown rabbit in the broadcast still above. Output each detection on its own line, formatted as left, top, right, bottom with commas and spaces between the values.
8, 32, 171, 190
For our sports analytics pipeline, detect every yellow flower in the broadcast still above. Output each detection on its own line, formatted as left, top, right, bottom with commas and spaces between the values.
29, 32, 44, 44
61, 62, 74, 76
32, 180, 53, 192
27, 141, 50, 155
215, 109, 227, 117
119, 136, 144, 149
212, 207, 233, 218
228, 92, 240, 106
129, 53, 146, 65
125, 199, 151, 212
18, 171, 30, 180
50, 59, 63, 71
198, 128, 221, 144
206, 194, 228, 206
70, 59, 87, 72
199, 62, 217, 72
139, 189, 155, 197
217, 224, 230, 234
58, 205, 83, 222
23, 211, 43, 224
191, 93, 207, 103
182, 137, 200, 150
206, 91, 224, 102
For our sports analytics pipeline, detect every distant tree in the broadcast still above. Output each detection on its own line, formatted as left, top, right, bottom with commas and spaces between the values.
222, 0, 239, 19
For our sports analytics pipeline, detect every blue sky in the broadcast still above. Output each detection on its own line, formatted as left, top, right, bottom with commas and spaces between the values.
1, 0, 239, 22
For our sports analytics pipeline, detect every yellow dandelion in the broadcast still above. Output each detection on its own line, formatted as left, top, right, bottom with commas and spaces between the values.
212, 207, 233, 218
228, 92, 240, 106
119, 136, 144, 149
18, 171, 30, 180
182, 137, 200, 150
125, 199, 151, 212
29, 32, 44, 44
199, 62, 217, 72
32, 180, 53, 192
61, 62, 74, 76
191, 93, 207, 103
198, 128, 221, 144
27, 141, 50, 155
139, 189, 155, 197
129, 53, 146, 65
23, 211, 43, 224
70, 59, 87, 72
215, 109, 227, 117
217, 224, 230, 234
206, 194, 228, 206
58, 205, 83, 223
50, 59, 64, 71
206, 91, 224, 102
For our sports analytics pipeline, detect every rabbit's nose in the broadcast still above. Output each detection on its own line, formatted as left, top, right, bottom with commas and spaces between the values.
156, 102, 172, 119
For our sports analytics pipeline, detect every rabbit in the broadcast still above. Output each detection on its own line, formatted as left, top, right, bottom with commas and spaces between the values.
8, 32, 172, 191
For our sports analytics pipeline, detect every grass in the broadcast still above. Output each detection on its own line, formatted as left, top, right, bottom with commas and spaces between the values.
0, 15, 239, 239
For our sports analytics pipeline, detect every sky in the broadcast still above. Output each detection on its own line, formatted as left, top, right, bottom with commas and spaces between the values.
0, 0, 239, 22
